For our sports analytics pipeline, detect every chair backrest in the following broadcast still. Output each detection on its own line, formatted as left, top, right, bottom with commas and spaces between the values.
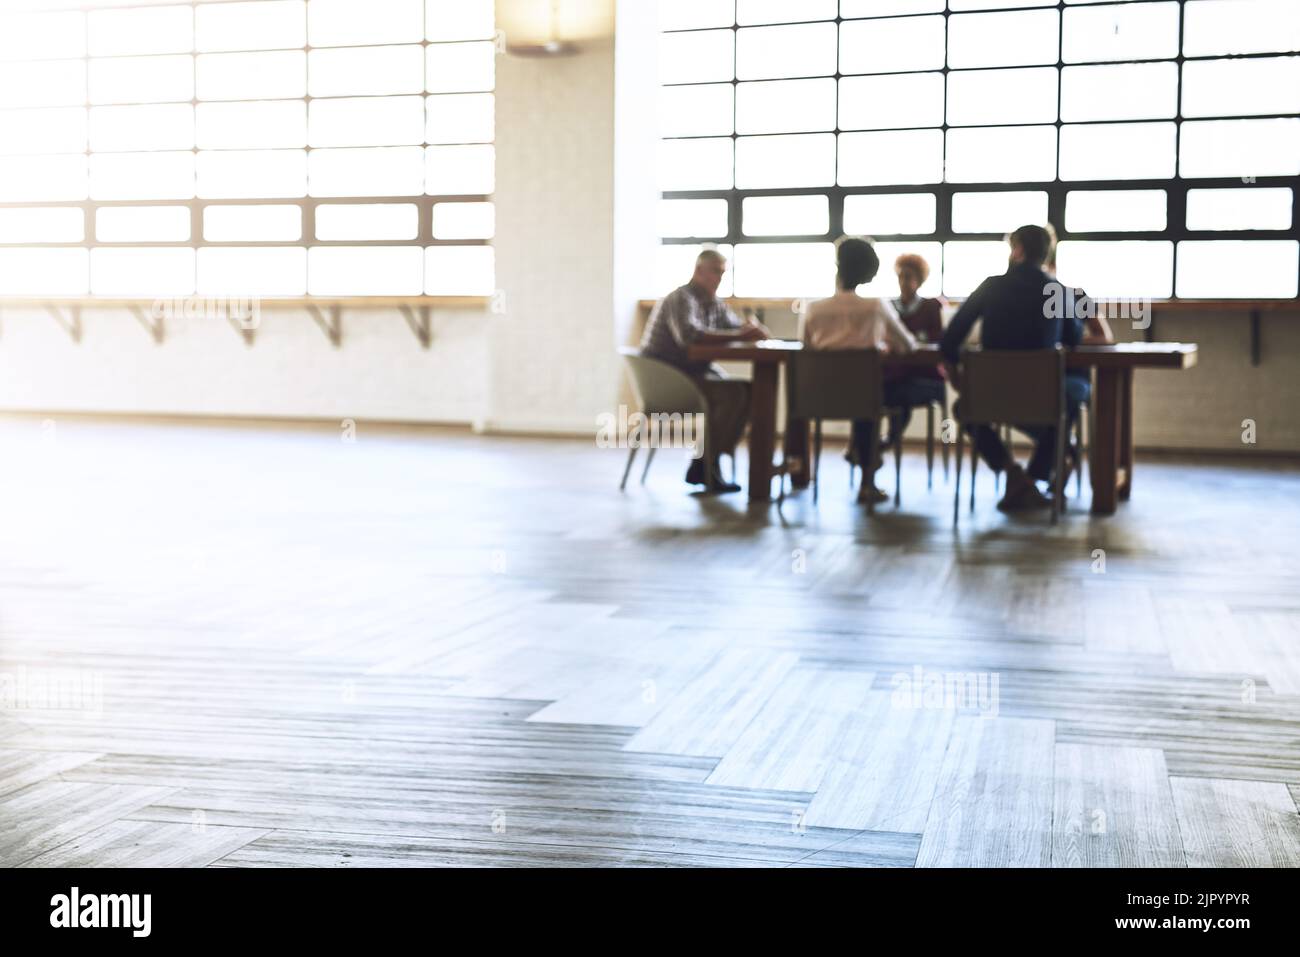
618, 347, 707, 416
786, 348, 885, 422
956, 347, 1065, 426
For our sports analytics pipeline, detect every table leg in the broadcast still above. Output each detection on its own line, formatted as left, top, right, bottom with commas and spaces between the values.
1118, 368, 1135, 501
746, 363, 779, 503
783, 418, 811, 488
1090, 367, 1122, 515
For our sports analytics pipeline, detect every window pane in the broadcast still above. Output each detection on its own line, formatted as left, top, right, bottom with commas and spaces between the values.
0, 155, 88, 202
1176, 241, 1298, 298
951, 191, 1048, 234
197, 51, 306, 101
654, 244, 735, 297
0, 11, 84, 61
91, 247, 195, 296
658, 138, 734, 190
0, 108, 86, 155
738, 0, 835, 24
1054, 241, 1174, 298
841, 0, 944, 15
198, 101, 304, 150
660, 30, 734, 85
736, 23, 837, 80
742, 195, 828, 236
425, 245, 495, 296
942, 241, 1010, 297
197, 0, 305, 53
204, 205, 303, 242
843, 193, 937, 235
945, 126, 1057, 183
1063, 2, 1180, 64
660, 0, 735, 31
1182, 57, 1300, 118
839, 73, 944, 131
309, 96, 424, 148
96, 205, 191, 243
736, 79, 836, 134
91, 104, 193, 153
1059, 122, 1176, 180
310, 146, 425, 197
950, 0, 1054, 8
91, 152, 193, 200
198, 150, 307, 199
840, 16, 946, 75
1061, 63, 1178, 122
308, 245, 423, 295
658, 199, 730, 238
90, 55, 193, 105
431, 201, 493, 239
659, 84, 734, 138
425, 144, 495, 194
1183, 0, 1300, 57
310, 45, 424, 97
947, 68, 1058, 126
427, 93, 495, 144
0, 207, 84, 243
0, 248, 88, 295
1065, 190, 1167, 233
1186, 188, 1294, 231
1179, 119, 1300, 179
198, 247, 307, 296
948, 10, 1059, 69
88, 6, 192, 57
427, 0, 495, 41
0, 60, 85, 108
736, 134, 836, 188
860, 242, 943, 298
732, 242, 834, 297
316, 203, 419, 240
427, 41, 495, 93
309, 0, 422, 47
839, 130, 945, 185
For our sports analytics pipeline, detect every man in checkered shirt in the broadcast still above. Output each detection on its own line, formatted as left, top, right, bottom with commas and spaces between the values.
640, 249, 770, 493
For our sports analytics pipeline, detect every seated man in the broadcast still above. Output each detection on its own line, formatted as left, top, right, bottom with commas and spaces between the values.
640, 249, 769, 493
802, 236, 917, 505
939, 224, 1089, 512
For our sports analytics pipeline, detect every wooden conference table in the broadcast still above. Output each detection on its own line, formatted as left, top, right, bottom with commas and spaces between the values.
686, 340, 1198, 514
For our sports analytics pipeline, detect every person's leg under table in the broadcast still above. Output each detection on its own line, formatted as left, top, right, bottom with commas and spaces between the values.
782, 418, 811, 489
699, 372, 751, 486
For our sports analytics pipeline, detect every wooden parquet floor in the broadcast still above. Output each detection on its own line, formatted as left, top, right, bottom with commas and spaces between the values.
1, 415, 1298, 867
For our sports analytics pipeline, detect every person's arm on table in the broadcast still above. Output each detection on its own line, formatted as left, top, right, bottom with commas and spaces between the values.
939, 279, 987, 382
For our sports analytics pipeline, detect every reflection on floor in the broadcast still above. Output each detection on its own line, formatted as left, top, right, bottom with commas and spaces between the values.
1, 416, 1298, 867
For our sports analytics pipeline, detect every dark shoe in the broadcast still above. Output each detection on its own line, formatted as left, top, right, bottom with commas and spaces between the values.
685, 458, 706, 486
997, 474, 1051, 512
706, 478, 742, 495
857, 484, 889, 506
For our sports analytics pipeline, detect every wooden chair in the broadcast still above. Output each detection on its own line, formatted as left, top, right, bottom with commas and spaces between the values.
779, 349, 899, 513
952, 347, 1069, 525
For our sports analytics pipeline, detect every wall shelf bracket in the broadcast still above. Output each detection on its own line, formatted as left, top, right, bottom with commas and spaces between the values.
306, 303, 342, 348
127, 303, 165, 344
399, 304, 432, 349
44, 303, 83, 343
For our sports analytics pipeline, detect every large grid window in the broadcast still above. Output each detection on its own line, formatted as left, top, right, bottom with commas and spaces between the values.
656, 0, 1300, 300
0, 0, 496, 298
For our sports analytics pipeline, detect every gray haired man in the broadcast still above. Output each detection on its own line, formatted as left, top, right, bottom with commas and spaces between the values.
640, 250, 769, 493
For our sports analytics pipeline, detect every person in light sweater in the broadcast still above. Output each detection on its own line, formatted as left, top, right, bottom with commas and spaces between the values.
800, 237, 917, 505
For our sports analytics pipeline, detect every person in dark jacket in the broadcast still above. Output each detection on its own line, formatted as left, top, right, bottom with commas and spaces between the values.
940, 224, 1089, 511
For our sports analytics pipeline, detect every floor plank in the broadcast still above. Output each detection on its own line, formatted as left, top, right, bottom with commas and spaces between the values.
1169, 777, 1300, 867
